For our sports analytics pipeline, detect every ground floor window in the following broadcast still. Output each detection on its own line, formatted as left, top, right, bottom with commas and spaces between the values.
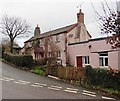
82, 56, 89, 65
48, 52, 52, 57
35, 53, 39, 59
99, 52, 108, 67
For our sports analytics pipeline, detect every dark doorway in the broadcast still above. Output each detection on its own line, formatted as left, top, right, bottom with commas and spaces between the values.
76, 56, 82, 67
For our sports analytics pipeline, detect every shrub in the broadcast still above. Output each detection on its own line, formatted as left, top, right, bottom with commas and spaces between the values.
3, 53, 33, 69
33, 66, 45, 76
84, 65, 120, 91
33, 58, 47, 66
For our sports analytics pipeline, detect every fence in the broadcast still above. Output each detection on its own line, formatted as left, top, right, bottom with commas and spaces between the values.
47, 66, 86, 84
47, 66, 58, 77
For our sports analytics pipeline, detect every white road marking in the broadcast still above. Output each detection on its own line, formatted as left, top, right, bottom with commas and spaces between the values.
64, 89, 77, 94
31, 84, 43, 88
51, 85, 62, 89
14, 81, 27, 85
18, 80, 30, 84
67, 87, 78, 91
82, 92, 96, 97
83, 90, 96, 94
48, 75, 60, 80
0, 78, 10, 81
102, 96, 116, 100
48, 87, 60, 91
34, 83, 47, 87
2, 77, 14, 81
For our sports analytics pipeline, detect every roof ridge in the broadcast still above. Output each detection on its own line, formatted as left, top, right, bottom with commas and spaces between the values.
42, 23, 77, 34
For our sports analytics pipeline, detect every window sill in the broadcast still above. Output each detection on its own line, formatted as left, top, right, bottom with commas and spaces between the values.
55, 41, 60, 43
83, 64, 90, 67
99, 66, 109, 68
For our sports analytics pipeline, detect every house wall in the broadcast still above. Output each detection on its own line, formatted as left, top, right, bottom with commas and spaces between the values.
67, 26, 78, 44
109, 51, 119, 70
89, 39, 111, 53
67, 23, 91, 44
68, 39, 119, 70
52, 33, 66, 66
118, 50, 120, 70
89, 53, 99, 68
79, 23, 91, 41
68, 42, 90, 67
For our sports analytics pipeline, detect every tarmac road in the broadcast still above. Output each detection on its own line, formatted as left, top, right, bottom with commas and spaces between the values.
0, 61, 115, 100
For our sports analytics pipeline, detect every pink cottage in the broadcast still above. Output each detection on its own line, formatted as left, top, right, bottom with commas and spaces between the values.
21, 9, 120, 70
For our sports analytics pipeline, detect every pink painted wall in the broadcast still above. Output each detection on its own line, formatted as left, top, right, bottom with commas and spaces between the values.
89, 53, 99, 68
68, 38, 119, 70
109, 51, 119, 70
68, 42, 90, 67
89, 39, 111, 53
52, 33, 66, 66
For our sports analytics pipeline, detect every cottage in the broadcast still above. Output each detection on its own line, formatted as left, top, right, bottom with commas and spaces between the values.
22, 9, 120, 70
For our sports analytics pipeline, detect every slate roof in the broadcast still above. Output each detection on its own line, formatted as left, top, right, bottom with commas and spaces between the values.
24, 23, 77, 43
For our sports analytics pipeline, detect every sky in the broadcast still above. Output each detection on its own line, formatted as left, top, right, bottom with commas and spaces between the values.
0, 0, 119, 47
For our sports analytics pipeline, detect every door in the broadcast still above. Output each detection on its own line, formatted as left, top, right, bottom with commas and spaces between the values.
76, 56, 82, 67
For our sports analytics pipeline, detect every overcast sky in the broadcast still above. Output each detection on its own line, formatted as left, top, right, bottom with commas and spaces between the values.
0, 0, 118, 47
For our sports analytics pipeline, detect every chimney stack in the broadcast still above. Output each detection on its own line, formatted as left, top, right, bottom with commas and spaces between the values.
77, 9, 84, 23
34, 24, 41, 36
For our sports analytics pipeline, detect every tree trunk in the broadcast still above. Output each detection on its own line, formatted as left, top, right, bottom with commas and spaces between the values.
10, 39, 13, 53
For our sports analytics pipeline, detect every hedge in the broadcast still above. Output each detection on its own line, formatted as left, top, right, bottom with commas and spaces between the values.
84, 65, 120, 91
3, 53, 33, 69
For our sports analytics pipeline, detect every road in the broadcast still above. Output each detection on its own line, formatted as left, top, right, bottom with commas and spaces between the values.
0, 61, 116, 100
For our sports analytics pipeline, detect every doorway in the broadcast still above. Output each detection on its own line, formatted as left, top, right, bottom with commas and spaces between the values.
76, 56, 82, 67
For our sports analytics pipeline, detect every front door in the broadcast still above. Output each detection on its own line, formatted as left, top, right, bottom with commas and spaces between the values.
76, 56, 82, 67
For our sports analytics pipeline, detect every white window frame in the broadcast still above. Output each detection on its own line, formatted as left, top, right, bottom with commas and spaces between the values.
47, 52, 52, 57
55, 51, 61, 58
99, 53, 108, 67
56, 35, 60, 42
82, 56, 89, 66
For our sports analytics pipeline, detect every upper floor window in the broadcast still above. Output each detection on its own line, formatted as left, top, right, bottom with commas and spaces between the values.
68, 34, 73, 38
40, 38, 43, 43
56, 35, 60, 42
30, 42, 33, 47
99, 53, 108, 67
56, 51, 61, 58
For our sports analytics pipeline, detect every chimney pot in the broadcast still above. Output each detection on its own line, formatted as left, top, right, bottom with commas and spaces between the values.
77, 9, 84, 23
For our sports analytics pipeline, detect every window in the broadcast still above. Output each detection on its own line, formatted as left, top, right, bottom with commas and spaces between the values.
99, 53, 108, 67
68, 34, 73, 38
48, 52, 52, 57
35, 53, 39, 59
56, 35, 60, 42
40, 39, 43, 43
41, 53, 44, 58
30, 42, 33, 47
56, 51, 61, 58
82, 56, 89, 64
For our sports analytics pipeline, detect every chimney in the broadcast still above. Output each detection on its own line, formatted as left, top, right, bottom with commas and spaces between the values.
77, 9, 84, 23
34, 24, 41, 36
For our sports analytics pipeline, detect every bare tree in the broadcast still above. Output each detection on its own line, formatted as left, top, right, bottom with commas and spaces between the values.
92, 1, 120, 48
0, 14, 30, 53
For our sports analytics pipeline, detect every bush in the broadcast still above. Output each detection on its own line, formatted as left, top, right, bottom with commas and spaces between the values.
3, 53, 33, 69
33, 58, 47, 66
84, 65, 120, 91
33, 66, 45, 76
